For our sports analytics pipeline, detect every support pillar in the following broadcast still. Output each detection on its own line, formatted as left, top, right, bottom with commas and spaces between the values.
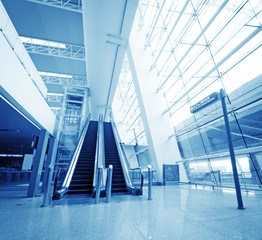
41, 137, 58, 193
220, 89, 244, 209
42, 138, 58, 207
27, 129, 49, 197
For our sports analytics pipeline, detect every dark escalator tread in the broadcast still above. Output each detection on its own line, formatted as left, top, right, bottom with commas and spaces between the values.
67, 121, 97, 195
104, 122, 127, 193
67, 189, 92, 194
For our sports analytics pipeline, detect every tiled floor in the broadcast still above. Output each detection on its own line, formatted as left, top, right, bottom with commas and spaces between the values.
0, 184, 262, 240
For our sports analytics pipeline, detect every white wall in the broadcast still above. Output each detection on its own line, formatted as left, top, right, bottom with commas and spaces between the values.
0, 32, 56, 134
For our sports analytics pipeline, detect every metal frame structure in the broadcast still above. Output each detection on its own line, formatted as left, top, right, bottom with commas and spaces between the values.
112, 55, 147, 145
41, 75, 88, 88
25, 0, 82, 13
125, 0, 262, 190
22, 38, 85, 61
46, 94, 64, 103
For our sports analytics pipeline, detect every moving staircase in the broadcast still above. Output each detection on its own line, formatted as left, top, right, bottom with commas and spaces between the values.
67, 121, 98, 194
104, 122, 127, 193
56, 119, 141, 199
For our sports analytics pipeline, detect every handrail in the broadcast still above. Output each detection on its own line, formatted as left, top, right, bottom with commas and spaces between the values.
59, 114, 91, 193
95, 165, 113, 204
93, 115, 105, 188
110, 117, 146, 196
110, 120, 134, 189
93, 115, 107, 197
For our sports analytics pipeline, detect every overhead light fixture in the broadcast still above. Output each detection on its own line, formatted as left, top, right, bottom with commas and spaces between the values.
0, 154, 23, 157
19, 36, 66, 49
46, 93, 64, 96
39, 71, 73, 79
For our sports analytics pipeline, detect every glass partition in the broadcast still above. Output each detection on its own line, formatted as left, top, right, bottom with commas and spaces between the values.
138, 0, 262, 189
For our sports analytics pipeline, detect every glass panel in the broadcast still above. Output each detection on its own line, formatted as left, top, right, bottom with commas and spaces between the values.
137, 0, 262, 189
210, 158, 234, 187
112, 55, 147, 145
184, 160, 213, 184
252, 152, 262, 180
236, 156, 260, 187
236, 102, 262, 148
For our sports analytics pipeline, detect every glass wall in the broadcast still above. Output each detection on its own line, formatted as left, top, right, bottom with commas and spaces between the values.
112, 55, 147, 145
138, 0, 262, 188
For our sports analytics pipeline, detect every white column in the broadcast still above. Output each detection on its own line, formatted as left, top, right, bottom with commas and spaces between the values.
128, 16, 185, 183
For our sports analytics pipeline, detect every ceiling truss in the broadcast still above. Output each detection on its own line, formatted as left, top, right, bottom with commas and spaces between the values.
41, 75, 88, 88
25, 0, 82, 13
23, 41, 85, 61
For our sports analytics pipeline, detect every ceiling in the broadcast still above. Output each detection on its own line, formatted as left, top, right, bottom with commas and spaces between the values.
2, 0, 139, 121
82, 0, 138, 120
0, 0, 139, 156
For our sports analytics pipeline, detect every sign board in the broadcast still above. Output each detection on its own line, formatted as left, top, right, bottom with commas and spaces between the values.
22, 154, 33, 170
163, 164, 179, 185
190, 92, 219, 113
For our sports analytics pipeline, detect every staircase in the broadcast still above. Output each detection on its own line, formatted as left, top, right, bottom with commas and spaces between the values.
68, 121, 98, 194
104, 122, 127, 193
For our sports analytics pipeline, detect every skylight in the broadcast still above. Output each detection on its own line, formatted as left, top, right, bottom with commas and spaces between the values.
19, 36, 66, 49
39, 71, 73, 79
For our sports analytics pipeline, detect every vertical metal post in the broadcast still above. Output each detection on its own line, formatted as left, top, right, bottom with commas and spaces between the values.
163, 164, 166, 186
42, 138, 58, 207
41, 140, 50, 193
106, 165, 113, 203
148, 165, 152, 200
95, 168, 102, 204
27, 130, 49, 197
220, 89, 244, 209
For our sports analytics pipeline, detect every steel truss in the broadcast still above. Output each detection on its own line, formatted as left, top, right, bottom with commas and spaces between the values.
41, 75, 88, 88
46, 95, 64, 102
23, 40, 85, 61
25, 0, 82, 13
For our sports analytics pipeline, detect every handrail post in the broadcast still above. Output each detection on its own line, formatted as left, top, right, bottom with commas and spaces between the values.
95, 167, 102, 204
93, 114, 106, 190
148, 165, 152, 200
106, 165, 113, 203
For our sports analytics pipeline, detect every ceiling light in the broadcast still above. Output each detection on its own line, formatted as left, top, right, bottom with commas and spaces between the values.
38, 71, 73, 79
19, 36, 66, 49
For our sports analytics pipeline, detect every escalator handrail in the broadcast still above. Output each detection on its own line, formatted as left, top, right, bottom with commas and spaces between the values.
110, 119, 136, 190
93, 115, 106, 189
61, 114, 91, 190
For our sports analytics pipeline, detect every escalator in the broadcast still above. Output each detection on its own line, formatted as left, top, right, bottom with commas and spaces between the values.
55, 118, 142, 200
67, 121, 98, 194
104, 122, 127, 193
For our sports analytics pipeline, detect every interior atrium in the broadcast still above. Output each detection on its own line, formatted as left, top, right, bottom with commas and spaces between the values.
0, 0, 262, 239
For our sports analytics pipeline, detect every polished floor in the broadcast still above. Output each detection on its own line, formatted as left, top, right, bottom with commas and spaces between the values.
0, 184, 262, 240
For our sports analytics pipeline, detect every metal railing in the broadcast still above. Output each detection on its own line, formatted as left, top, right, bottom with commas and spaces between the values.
95, 165, 113, 204
54, 114, 91, 198
93, 115, 106, 191
110, 117, 145, 195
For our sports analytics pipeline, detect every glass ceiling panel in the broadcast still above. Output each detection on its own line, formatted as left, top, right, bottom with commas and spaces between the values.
138, 0, 262, 128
